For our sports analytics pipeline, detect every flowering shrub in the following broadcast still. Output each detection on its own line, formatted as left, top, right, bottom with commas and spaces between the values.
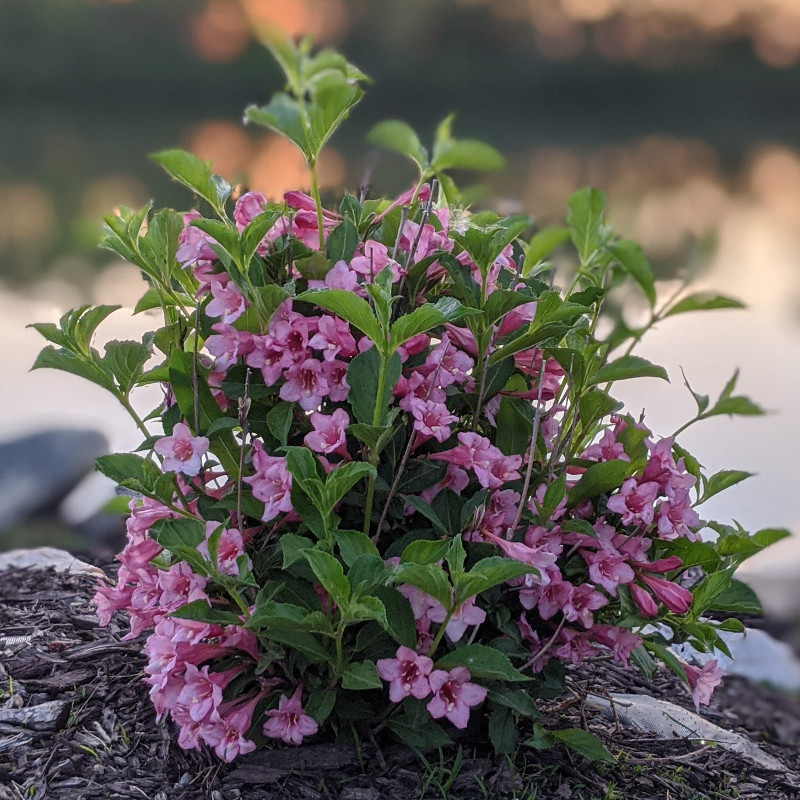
31, 36, 787, 762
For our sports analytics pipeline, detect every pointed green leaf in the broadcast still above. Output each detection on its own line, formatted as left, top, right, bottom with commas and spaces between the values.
368, 119, 427, 168
303, 548, 350, 607
341, 659, 382, 691
568, 459, 634, 507
151, 149, 229, 214
665, 293, 745, 317
608, 239, 656, 307
551, 728, 615, 764
589, 355, 669, 385
295, 289, 382, 344
567, 187, 606, 264
326, 217, 360, 263
435, 644, 529, 682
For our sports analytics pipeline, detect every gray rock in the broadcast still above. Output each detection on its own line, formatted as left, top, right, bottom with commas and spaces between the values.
0, 428, 107, 531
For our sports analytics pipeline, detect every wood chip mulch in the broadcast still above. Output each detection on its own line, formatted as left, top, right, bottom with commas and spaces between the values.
1, 565, 799, 800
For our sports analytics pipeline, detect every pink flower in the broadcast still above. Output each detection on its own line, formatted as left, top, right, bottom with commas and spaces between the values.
428, 596, 486, 642
377, 645, 434, 703
207, 280, 247, 323
304, 409, 350, 458
684, 659, 724, 711
308, 315, 357, 361
198, 523, 249, 576
426, 667, 487, 729
206, 323, 252, 371
481, 530, 557, 579
263, 685, 319, 745
205, 694, 260, 761
606, 478, 660, 527
583, 429, 630, 463
246, 334, 291, 386
177, 211, 218, 266
430, 433, 520, 490
639, 573, 693, 614
154, 422, 209, 477
280, 358, 330, 411
351, 240, 402, 282
408, 398, 458, 444
656, 491, 701, 540
177, 663, 225, 723
582, 550, 635, 596
629, 582, 658, 618
591, 625, 641, 668
308, 260, 361, 292
313, 363, 344, 405
243, 442, 293, 521
234, 191, 268, 230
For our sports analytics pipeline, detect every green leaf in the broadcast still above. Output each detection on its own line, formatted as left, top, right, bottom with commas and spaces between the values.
567, 187, 606, 264
551, 729, 615, 763
568, 459, 634, 507
305, 690, 336, 724
643, 640, 688, 683
261, 629, 332, 664
698, 470, 754, 505
170, 599, 241, 626
707, 578, 762, 614
31, 346, 117, 394
251, 285, 291, 331
665, 293, 745, 317
488, 704, 516, 754
266, 403, 294, 446
102, 338, 152, 397
495, 396, 534, 457
347, 422, 395, 455
391, 562, 452, 608
525, 226, 570, 268
349, 595, 389, 628
241, 208, 283, 265
589, 355, 669, 385
95, 453, 164, 497
487, 687, 540, 719
335, 529, 380, 567
367, 119, 427, 167
341, 659, 382, 690
326, 217, 360, 263
681, 369, 710, 415
706, 396, 765, 418
435, 644, 529, 682
389, 298, 469, 352
373, 586, 417, 648
280, 533, 314, 568
400, 539, 450, 566
303, 548, 350, 607
432, 139, 505, 173
347, 348, 401, 426
245, 94, 308, 158
295, 289, 382, 344
348, 553, 389, 596
150, 517, 206, 549
385, 702, 453, 749
150, 149, 229, 214
608, 239, 656, 307
455, 558, 537, 605
324, 461, 376, 513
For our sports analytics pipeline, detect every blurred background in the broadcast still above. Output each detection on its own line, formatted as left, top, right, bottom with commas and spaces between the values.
1, 0, 799, 626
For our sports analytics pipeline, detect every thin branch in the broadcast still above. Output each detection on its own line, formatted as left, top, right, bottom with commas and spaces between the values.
236, 367, 252, 538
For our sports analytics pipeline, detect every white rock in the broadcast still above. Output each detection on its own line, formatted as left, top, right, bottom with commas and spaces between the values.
0, 547, 106, 579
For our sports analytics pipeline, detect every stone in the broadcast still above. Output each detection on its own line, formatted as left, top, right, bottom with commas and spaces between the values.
0, 547, 106, 578
0, 428, 108, 531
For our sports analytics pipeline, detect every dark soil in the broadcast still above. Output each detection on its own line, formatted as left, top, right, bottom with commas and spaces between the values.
1, 564, 799, 800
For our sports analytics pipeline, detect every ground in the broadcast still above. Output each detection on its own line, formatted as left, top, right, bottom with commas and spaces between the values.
1, 565, 798, 800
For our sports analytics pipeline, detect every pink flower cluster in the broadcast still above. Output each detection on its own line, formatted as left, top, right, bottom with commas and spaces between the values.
377, 646, 488, 729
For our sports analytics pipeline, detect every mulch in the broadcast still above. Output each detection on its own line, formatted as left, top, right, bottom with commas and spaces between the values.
1, 564, 799, 800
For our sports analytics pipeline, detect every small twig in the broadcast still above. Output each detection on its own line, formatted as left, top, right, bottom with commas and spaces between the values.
192, 296, 201, 437
236, 368, 252, 537
509, 361, 548, 536
373, 342, 450, 542
391, 207, 409, 262
470, 329, 497, 432
522, 615, 566, 671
